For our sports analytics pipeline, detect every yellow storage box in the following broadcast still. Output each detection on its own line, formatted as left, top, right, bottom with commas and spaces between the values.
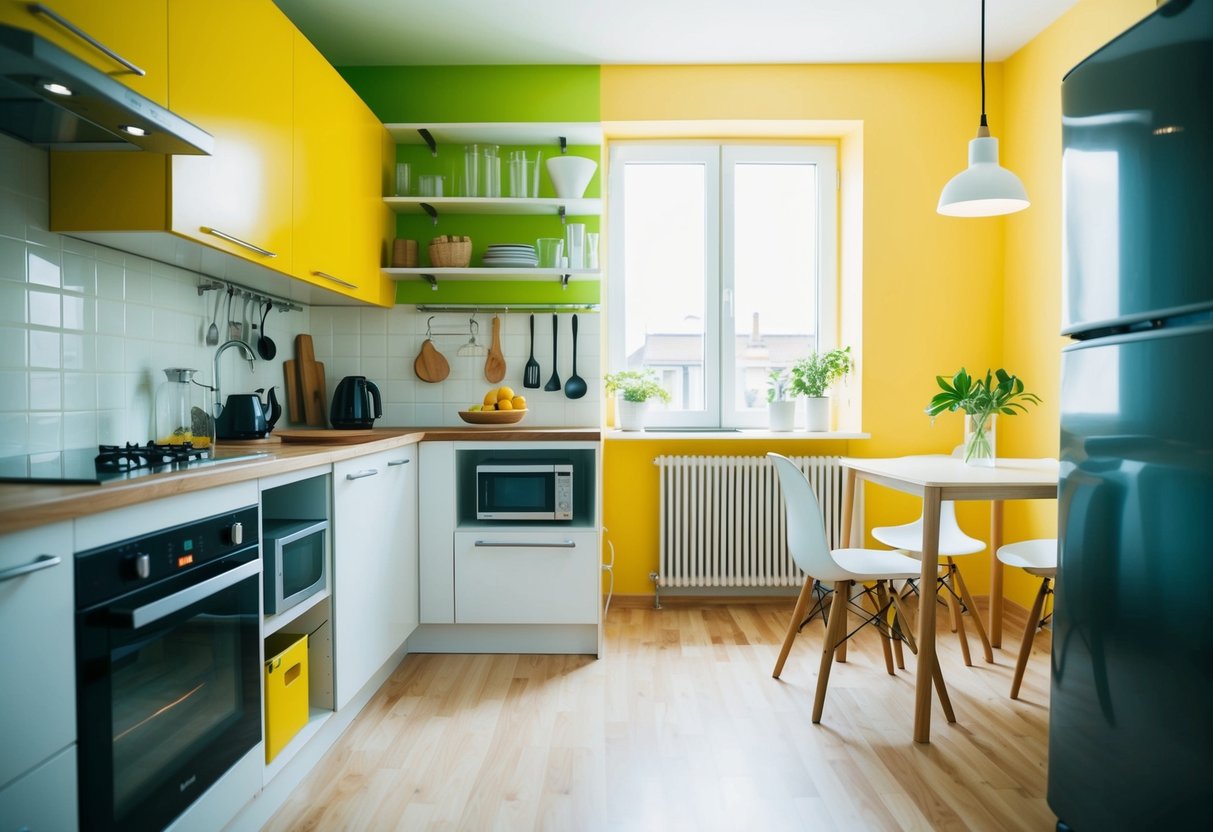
264, 632, 309, 762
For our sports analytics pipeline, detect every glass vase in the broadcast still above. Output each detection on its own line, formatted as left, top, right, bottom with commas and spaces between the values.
963, 412, 996, 467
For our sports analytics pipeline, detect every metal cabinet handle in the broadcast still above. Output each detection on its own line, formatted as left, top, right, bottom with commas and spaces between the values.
474, 540, 577, 549
30, 3, 146, 76
0, 553, 62, 583
114, 559, 259, 628
313, 270, 357, 289
345, 469, 379, 480
387, 459, 410, 466
200, 227, 277, 258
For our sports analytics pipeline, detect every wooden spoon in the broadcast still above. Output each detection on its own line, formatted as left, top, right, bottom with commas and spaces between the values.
414, 338, 450, 382
484, 314, 506, 383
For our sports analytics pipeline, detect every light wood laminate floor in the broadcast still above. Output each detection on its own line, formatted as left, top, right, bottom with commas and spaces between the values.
265, 600, 1053, 831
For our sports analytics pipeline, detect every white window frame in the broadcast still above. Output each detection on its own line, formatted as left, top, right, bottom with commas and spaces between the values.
607, 141, 838, 429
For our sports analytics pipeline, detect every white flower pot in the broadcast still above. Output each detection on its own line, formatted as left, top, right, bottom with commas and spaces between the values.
804, 397, 830, 432
617, 400, 649, 431
768, 400, 796, 432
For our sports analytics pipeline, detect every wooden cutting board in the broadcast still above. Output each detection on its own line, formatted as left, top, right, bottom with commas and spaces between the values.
276, 429, 381, 444
414, 338, 450, 383
296, 334, 326, 426
283, 359, 302, 423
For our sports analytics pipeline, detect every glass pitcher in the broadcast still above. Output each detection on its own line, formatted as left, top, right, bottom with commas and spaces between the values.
155, 368, 214, 451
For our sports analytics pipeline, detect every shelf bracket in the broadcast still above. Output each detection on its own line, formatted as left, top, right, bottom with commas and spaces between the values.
558, 135, 568, 155
417, 128, 437, 157
422, 274, 438, 290
558, 204, 567, 225
560, 273, 570, 288
420, 202, 439, 225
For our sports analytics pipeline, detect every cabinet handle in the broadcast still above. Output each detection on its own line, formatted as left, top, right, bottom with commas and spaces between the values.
474, 540, 577, 549
313, 270, 357, 289
30, 3, 146, 76
200, 227, 277, 258
346, 469, 379, 480
0, 553, 62, 583
387, 459, 410, 466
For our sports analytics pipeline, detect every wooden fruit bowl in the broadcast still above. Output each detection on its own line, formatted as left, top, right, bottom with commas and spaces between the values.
458, 409, 527, 425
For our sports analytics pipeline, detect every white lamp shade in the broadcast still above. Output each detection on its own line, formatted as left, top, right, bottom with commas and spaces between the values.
938, 135, 1030, 217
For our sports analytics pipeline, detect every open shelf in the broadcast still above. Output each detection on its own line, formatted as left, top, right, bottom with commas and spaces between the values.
384, 196, 600, 217
263, 587, 331, 636
384, 122, 602, 147
262, 707, 334, 784
384, 267, 599, 285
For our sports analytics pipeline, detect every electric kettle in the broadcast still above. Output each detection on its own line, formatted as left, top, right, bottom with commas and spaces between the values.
330, 376, 382, 429
215, 387, 281, 440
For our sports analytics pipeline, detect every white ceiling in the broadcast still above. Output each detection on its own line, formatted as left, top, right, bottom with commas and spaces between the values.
273, 0, 1080, 67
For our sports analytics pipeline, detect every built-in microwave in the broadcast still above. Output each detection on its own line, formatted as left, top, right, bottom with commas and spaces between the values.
476, 460, 573, 521
262, 518, 328, 614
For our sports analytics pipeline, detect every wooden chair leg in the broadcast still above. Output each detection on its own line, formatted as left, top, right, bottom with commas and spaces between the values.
1011, 577, 1051, 699
773, 574, 816, 678
890, 591, 918, 655
943, 563, 973, 667
837, 583, 852, 664
812, 580, 852, 723
931, 657, 957, 723
872, 582, 895, 675
950, 559, 994, 663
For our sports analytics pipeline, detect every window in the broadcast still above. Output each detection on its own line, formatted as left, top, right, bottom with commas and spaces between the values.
607, 142, 838, 428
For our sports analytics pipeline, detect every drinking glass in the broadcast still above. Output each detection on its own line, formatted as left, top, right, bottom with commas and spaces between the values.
463, 145, 482, 197
418, 174, 444, 197
536, 238, 564, 268
394, 162, 411, 196
507, 150, 543, 198
586, 232, 600, 269
565, 223, 586, 270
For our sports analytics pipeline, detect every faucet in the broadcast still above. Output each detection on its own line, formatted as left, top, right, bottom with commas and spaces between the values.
212, 339, 257, 418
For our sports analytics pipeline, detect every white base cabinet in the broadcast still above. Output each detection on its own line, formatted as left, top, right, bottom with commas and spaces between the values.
0, 746, 77, 832
332, 446, 418, 709
454, 531, 599, 624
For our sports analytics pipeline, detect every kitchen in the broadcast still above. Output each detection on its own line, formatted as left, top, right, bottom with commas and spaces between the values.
2, 1, 1207, 830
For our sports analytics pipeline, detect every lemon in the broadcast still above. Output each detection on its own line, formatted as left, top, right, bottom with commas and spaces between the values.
497, 399, 514, 410
483, 390, 497, 407
468, 404, 483, 412
496, 386, 515, 402
511, 396, 527, 410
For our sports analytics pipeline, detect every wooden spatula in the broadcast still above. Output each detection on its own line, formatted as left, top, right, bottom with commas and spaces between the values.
484, 315, 506, 383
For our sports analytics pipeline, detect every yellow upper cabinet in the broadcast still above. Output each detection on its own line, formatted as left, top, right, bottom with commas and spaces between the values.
168, 0, 293, 269
0, 0, 169, 105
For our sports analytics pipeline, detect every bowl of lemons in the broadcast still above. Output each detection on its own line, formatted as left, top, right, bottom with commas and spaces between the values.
459, 385, 528, 425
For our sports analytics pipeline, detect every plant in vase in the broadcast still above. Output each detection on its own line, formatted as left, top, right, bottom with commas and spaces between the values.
605, 369, 671, 431
766, 368, 796, 432
926, 368, 1042, 466
789, 346, 853, 431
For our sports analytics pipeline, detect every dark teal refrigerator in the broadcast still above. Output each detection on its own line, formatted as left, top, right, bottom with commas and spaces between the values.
1053, 1, 1213, 829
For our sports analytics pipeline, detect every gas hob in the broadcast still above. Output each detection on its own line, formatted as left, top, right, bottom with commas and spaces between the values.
0, 442, 265, 485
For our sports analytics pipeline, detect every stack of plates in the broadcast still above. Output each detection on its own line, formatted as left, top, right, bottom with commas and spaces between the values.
483, 243, 538, 268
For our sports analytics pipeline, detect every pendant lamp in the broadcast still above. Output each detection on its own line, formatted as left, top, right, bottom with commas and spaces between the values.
937, 0, 1029, 217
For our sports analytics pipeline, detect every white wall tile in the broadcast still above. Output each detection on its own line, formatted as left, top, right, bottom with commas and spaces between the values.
27, 245, 60, 287
0, 282, 26, 324
29, 330, 60, 369
0, 236, 26, 282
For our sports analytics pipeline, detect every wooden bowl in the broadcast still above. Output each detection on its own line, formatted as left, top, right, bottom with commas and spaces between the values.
458, 409, 527, 425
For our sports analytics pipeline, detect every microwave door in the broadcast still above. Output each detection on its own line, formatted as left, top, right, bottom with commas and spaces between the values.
478, 469, 556, 520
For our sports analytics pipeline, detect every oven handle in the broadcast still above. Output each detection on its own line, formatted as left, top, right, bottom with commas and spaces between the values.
113, 559, 260, 629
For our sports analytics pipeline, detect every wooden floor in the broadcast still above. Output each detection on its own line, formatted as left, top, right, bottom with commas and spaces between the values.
264, 599, 1054, 832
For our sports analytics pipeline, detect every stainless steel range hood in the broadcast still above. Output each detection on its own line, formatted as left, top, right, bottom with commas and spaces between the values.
0, 23, 212, 154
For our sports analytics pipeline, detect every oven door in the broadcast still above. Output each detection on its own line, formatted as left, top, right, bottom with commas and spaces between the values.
477, 465, 556, 520
76, 550, 261, 832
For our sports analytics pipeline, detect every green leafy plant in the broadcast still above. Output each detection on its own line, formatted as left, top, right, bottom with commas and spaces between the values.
926, 368, 1042, 462
766, 368, 791, 403
789, 347, 853, 398
604, 369, 672, 404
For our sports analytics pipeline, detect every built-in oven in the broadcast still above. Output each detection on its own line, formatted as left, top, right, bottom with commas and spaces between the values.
75, 506, 261, 832
476, 460, 573, 520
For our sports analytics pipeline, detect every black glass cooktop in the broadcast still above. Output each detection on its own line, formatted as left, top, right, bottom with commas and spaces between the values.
0, 444, 265, 485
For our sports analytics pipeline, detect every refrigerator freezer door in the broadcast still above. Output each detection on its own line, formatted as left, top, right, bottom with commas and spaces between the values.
1060, 0, 1213, 336
1051, 322, 1213, 829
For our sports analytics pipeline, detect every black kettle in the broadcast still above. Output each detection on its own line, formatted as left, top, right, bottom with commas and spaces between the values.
215, 387, 281, 439
330, 376, 382, 429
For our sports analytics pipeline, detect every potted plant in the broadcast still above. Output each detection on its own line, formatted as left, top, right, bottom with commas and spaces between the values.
790, 346, 853, 431
926, 367, 1042, 466
766, 368, 796, 431
605, 369, 671, 431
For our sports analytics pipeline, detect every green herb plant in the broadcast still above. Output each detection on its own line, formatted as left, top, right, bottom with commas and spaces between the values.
926, 368, 1042, 462
604, 369, 672, 404
767, 368, 791, 403
789, 347, 853, 398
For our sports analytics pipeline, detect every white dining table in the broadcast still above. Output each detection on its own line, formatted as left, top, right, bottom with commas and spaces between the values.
837, 455, 1059, 743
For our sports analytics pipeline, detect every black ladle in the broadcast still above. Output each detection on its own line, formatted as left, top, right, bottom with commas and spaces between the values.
257, 300, 277, 360
564, 314, 586, 399
543, 314, 561, 391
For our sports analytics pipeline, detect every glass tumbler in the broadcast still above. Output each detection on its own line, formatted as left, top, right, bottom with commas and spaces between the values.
394, 162, 411, 196
507, 150, 543, 198
586, 232, 600, 269
482, 145, 501, 197
565, 223, 586, 270
537, 237, 564, 268
462, 144, 482, 196
418, 174, 444, 197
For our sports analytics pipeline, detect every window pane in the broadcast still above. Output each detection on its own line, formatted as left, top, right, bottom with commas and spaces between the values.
731, 162, 817, 413
622, 163, 706, 412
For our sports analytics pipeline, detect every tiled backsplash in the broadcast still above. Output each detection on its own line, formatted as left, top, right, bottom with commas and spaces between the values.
0, 133, 601, 458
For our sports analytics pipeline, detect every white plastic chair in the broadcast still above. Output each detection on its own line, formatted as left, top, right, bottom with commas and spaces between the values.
767, 453, 955, 724
996, 538, 1057, 699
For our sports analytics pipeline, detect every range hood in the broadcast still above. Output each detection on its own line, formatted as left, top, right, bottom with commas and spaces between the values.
0, 23, 212, 154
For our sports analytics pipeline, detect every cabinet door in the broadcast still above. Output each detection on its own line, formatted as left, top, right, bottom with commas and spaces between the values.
454, 530, 599, 625
0, 745, 77, 832
168, 0, 293, 267
332, 447, 416, 708
0, 0, 168, 105
0, 522, 74, 788
418, 442, 456, 624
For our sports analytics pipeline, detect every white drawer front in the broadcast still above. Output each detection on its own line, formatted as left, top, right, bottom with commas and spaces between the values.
0, 743, 77, 831
454, 531, 599, 625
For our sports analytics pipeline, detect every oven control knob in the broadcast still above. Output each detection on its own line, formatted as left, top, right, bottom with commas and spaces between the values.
227, 522, 244, 546
133, 553, 151, 580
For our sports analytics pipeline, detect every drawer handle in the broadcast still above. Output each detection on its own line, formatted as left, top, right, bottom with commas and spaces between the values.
31, 3, 146, 76
313, 270, 357, 289
0, 553, 62, 583
346, 469, 379, 480
200, 227, 277, 258
474, 540, 576, 549
387, 459, 410, 466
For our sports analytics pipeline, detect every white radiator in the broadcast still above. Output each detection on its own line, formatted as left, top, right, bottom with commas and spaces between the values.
655, 455, 847, 589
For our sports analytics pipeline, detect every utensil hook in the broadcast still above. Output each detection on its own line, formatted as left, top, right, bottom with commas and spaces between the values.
426, 316, 436, 339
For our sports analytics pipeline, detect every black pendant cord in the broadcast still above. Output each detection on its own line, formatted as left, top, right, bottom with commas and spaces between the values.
980, 0, 988, 128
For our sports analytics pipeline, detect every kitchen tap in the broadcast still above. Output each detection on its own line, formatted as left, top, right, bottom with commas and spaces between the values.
212, 339, 257, 418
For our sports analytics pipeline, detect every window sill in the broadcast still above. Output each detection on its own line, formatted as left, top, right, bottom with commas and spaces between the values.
604, 429, 870, 440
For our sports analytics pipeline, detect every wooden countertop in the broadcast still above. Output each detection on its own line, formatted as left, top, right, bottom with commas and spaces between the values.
0, 427, 600, 535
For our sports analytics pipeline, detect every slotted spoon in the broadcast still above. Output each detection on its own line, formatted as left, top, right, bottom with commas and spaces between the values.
523, 314, 541, 388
